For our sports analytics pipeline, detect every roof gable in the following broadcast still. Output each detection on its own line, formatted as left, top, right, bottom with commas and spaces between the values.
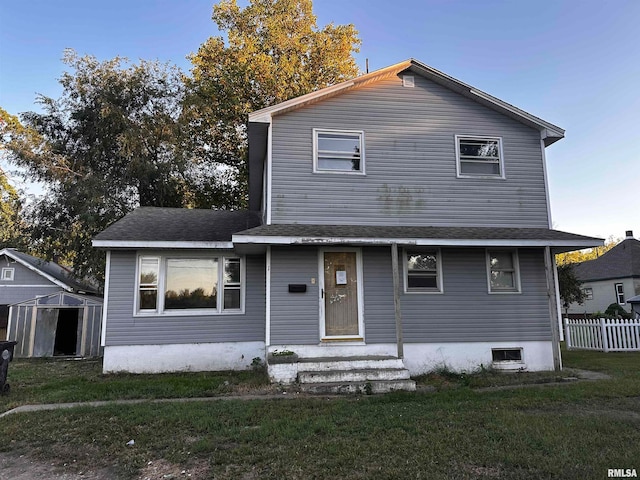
574, 238, 640, 281
0, 248, 98, 293
249, 58, 564, 146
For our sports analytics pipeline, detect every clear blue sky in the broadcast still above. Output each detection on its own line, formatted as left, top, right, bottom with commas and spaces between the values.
1, 0, 638, 241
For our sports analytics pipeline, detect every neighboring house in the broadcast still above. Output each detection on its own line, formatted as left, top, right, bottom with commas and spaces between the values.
566, 231, 640, 316
628, 295, 640, 318
94, 59, 601, 388
0, 248, 103, 357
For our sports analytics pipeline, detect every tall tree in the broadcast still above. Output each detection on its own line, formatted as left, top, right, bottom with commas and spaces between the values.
556, 236, 621, 265
187, 0, 361, 205
557, 263, 586, 313
0, 110, 29, 250
0, 167, 27, 250
0, 51, 193, 280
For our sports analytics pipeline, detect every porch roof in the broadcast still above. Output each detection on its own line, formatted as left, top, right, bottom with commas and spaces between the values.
93, 207, 262, 249
232, 224, 602, 251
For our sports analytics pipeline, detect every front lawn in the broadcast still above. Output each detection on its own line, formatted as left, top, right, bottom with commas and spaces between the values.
1, 349, 639, 479
0, 357, 270, 413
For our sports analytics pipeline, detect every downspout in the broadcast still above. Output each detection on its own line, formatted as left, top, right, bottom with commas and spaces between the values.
391, 243, 404, 359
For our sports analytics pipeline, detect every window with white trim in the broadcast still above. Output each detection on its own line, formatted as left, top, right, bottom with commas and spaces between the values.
136, 255, 243, 314
487, 250, 520, 293
615, 283, 625, 305
456, 136, 504, 178
582, 287, 593, 301
313, 129, 364, 173
405, 250, 442, 293
1, 268, 15, 281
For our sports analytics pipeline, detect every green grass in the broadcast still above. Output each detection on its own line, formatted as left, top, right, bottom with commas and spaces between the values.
1, 349, 640, 479
0, 357, 270, 413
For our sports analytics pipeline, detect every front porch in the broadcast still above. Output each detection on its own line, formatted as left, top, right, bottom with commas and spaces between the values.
267, 352, 416, 394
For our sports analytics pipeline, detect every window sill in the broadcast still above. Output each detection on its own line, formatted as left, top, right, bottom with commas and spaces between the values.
134, 309, 245, 317
456, 174, 506, 180
488, 290, 521, 295
312, 170, 366, 176
404, 290, 444, 295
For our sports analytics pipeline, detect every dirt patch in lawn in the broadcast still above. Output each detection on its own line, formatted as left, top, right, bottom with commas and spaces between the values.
0, 452, 117, 480
137, 458, 210, 479
0, 452, 211, 480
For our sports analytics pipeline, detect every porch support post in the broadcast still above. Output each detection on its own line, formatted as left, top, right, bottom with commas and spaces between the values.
391, 243, 404, 359
544, 246, 562, 371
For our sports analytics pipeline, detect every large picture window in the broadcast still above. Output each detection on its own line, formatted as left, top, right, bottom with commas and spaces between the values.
487, 250, 520, 293
136, 255, 243, 315
313, 129, 364, 173
456, 136, 504, 178
404, 250, 442, 293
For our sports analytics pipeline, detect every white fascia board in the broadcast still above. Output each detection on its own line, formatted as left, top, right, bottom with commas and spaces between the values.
0, 249, 73, 292
249, 81, 355, 122
469, 89, 565, 141
248, 60, 412, 121
92, 240, 235, 249
232, 235, 601, 249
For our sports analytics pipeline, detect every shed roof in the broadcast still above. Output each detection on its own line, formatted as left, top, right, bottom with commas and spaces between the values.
0, 248, 99, 294
93, 208, 262, 248
573, 238, 640, 282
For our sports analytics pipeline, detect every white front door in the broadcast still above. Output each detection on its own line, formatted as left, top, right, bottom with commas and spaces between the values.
319, 249, 364, 340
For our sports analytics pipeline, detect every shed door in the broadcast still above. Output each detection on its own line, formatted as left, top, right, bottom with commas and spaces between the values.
33, 308, 58, 357
321, 251, 362, 339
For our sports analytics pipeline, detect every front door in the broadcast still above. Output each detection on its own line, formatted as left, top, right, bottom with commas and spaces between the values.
320, 250, 363, 340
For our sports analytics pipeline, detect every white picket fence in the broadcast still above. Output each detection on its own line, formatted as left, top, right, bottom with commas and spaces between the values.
565, 318, 640, 352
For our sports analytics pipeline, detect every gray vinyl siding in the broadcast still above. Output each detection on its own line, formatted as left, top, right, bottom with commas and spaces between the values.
104, 250, 265, 346
400, 248, 552, 343
0, 286, 62, 306
270, 74, 549, 227
270, 246, 319, 345
0, 258, 61, 305
269, 246, 552, 345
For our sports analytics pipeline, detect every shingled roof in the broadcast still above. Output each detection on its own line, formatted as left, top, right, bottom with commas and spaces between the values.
93, 208, 262, 247
232, 224, 602, 249
0, 248, 99, 294
573, 237, 640, 282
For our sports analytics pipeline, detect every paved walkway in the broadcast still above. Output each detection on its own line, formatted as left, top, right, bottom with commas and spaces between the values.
0, 367, 612, 419
0, 392, 305, 418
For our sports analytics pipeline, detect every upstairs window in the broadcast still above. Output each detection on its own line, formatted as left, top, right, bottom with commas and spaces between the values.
456, 136, 504, 178
487, 250, 520, 293
405, 250, 442, 293
582, 287, 593, 300
313, 129, 364, 174
1, 268, 14, 281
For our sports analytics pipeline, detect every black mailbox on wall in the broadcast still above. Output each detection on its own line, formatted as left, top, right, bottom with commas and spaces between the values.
288, 284, 307, 293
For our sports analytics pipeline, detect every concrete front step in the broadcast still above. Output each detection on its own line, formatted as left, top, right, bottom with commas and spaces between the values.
300, 379, 416, 394
298, 368, 411, 384
296, 358, 405, 373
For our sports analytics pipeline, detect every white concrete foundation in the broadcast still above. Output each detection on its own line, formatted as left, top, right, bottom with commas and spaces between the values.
402, 340, 555, 375
267, 340, 556, 379
102, 342, 265, 373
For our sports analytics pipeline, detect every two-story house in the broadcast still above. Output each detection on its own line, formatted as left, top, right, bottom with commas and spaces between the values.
94, 59, 602, 391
